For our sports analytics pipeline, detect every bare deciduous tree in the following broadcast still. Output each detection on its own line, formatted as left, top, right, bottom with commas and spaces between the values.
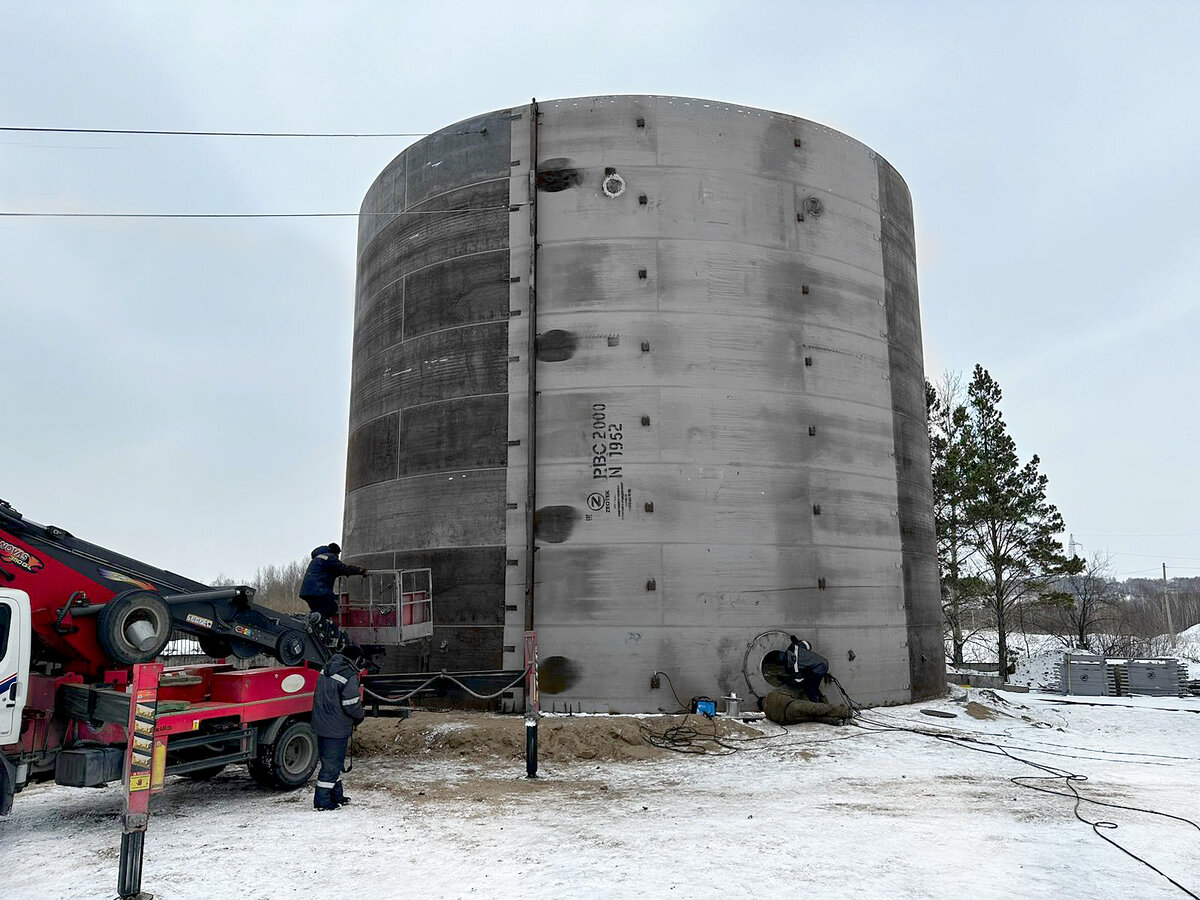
1043, 553, 1121, 652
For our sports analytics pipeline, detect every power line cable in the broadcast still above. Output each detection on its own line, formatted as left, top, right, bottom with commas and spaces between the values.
0, 206, 517, 219
0, 126, 430, 138
1077, 534, 1200, 539
1113, 553, 1200, 562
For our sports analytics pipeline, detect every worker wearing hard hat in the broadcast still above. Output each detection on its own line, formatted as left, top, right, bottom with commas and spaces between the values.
784, 636, 829, 703
299, 542, 367, 619
312, 650, 366, 811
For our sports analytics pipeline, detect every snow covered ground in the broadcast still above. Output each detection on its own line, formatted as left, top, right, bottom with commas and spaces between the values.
3, 690, 1199, 900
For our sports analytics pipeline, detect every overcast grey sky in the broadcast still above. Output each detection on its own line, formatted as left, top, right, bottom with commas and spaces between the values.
2, 1, 1197, 583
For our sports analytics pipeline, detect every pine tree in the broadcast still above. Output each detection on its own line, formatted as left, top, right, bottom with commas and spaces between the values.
960, 365, 1082, 679
927, 374, 986, 665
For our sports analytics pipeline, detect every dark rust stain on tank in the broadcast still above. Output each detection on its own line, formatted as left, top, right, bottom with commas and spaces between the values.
534, 505, 578, 543
537, 158, 581, 192
536, 329, 578, 362
538, 655, 581, 693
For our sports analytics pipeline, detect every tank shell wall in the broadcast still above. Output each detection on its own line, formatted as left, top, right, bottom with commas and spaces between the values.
344, 109, 514, 672
344, 96, 945, 709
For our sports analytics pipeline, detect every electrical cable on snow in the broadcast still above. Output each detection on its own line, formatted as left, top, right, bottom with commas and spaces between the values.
638, 670, 872, 755
834, 680, 1200, 899
860, 694, 1200, 765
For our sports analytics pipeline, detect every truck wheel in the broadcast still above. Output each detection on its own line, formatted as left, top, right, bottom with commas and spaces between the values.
97, 590, 172, 664
275, 630, 306, 666
229, 639, 261, 660
197, 634, 233, 660
249, 719, 318, 789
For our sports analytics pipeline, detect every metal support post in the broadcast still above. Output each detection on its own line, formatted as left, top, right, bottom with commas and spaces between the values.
117, 829, 148, 900
524, 630, 539, 778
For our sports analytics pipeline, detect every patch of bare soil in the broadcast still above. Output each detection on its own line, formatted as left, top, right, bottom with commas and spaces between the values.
351, 711, 764, 763
965, 701, 1000, 720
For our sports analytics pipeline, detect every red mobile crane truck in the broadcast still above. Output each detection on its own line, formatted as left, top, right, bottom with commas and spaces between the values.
0, 497, 355, 816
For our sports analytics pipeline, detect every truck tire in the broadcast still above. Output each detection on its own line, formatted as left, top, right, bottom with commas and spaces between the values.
275, 630, 306, 666
197, 634, 233, 660
249, 719, 318, 789
97, 590, 172, 665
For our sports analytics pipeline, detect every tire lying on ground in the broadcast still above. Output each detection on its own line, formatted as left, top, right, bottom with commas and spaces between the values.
96, 590, 173, 665
764, 690, 851, 726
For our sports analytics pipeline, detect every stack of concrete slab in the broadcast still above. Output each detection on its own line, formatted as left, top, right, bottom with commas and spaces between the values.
1121, 659, 1188, 697
1059, 654, 1116, 696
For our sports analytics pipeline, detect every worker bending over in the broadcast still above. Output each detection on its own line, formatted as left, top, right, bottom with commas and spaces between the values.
312, 650, 365, 810
784, 635, 829, 703
300, 542, 367, 619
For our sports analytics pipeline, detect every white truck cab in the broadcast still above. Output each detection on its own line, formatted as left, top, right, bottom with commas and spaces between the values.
0, 588, 31, 746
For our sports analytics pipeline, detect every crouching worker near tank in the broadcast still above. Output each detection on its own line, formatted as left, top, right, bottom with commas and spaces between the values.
312, 650, 365, 810
784, 636, 829, 703
300, 542, 367, 620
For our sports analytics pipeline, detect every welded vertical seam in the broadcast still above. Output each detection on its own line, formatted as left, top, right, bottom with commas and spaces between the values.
524, 99, 539, 635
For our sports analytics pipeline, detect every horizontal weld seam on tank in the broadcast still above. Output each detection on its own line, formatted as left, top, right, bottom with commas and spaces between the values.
536, 237, 887, 281
515, 158, 882, 212
384, 174, 513, 211
544, 94, 880, 147
358, 205, 511, 216
357, 248, 508, 306
515, 539, 904, 554
522, 318, 891, 353
373, 317, 509, 351
566, 461, 906, 483
349, 392, 512, 431
531, 309, 894, 348
345, 466, 509, 492
348, 543, 508, 556
537, 386, 894, 415
354, 391, 511, 420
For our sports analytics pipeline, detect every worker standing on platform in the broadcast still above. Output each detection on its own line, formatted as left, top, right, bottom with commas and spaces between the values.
784, 635, 829, 703
299, 542, 366, 619
312, 650, 366, 810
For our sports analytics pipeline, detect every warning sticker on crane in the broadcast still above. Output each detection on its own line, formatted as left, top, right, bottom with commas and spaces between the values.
125, 664, 161, 806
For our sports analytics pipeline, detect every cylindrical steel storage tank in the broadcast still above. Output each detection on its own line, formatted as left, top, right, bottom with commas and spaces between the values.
344, 96, 945, 711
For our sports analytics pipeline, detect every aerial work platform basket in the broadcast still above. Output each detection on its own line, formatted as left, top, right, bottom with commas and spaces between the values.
336, 568, 433, 647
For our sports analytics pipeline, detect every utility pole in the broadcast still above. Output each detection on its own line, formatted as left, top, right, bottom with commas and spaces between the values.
1162, 563, 1176, 650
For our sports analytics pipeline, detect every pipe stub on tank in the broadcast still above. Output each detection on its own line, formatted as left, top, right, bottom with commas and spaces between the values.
601, 172, 626, 198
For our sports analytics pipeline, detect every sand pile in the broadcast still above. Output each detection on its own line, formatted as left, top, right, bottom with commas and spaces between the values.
351, 711, 766, 763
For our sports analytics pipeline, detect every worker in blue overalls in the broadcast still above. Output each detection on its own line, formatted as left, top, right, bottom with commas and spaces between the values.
784, 635, 829, 703
311, 650, 366, 810
299, 542, 367, 620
